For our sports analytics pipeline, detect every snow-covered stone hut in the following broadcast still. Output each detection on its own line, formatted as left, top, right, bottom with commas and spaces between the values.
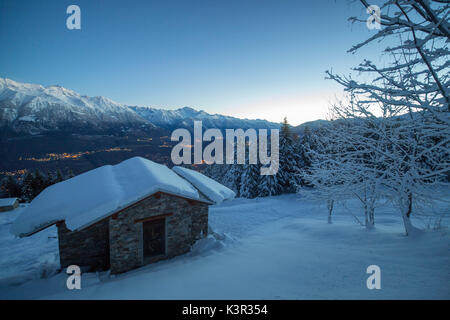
0, 198, 19, 212
11, 157, 235, 274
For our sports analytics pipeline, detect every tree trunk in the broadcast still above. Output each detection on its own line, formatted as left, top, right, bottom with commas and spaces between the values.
327, 199, 334, 224
401, 193, 421, 236
363, 205, 375, 229
369, 207, 375, 226
366, 206, 375, 230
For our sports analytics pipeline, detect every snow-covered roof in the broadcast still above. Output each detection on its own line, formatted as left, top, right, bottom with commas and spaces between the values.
172, 166, 235, 204
11, 157, 227, 237
0, 198, 18, 207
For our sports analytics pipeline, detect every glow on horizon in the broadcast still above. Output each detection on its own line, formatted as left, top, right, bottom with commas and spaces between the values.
211, 89, 343, 126
0, 1, 378, 127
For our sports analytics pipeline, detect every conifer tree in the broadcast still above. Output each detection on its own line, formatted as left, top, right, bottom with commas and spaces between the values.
31, 169, 45, 199
21, 172, 34, 202
44, 171, 55, 188
56, 169, 64, 182
278, 117, 302, 193
3, 176, 22, 198
240, 163, 261, 198
223, 164, 243, 197
258, 168, 281, 197
297, 125, 315, 187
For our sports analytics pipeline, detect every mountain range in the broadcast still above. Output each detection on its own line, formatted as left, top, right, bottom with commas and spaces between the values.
0, 78, 289, 178
0, 78, 279, 136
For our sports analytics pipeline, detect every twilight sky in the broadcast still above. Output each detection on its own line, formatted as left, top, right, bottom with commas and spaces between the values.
0, 0, 385, 125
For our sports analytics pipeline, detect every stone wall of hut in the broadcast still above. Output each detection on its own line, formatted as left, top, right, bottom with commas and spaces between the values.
109, 192, 208, 274
57, 218, 110, 271
57, 192, 209, 274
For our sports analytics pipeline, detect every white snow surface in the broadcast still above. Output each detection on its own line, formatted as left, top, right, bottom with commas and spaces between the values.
130, 106, 279, 130
0, 198, 17, 207
0, 78, 126, 115
0, 190, 449, 299
173, 166, 235, 204
11, 157, 200, 236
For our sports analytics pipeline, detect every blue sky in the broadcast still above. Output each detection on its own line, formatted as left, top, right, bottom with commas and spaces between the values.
0, 0, 384, 125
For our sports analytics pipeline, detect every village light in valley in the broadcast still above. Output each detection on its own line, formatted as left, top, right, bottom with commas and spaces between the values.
171, 121, 279, 175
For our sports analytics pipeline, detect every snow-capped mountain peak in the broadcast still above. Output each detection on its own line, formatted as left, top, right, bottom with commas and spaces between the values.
0, 78, 145, 134
0, 77, 279, 135
129, 105, 279, 130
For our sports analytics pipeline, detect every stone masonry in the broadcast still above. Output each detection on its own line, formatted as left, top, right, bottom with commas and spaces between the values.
57, 192, 209, 274
57, 218, 110, 271
109, 192, 208, 274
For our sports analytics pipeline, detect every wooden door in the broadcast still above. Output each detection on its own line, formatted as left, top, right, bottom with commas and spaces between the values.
142, 218, 165, 258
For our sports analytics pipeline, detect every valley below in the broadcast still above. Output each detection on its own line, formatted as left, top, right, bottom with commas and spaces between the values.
0, 130, 176, 179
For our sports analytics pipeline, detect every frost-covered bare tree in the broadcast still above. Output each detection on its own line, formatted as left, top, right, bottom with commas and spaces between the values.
338, 0, 449, 118
324, 0, 449, 235
301, 126, 346, 225
300, 126, 340, 224
303, 112, 386, 229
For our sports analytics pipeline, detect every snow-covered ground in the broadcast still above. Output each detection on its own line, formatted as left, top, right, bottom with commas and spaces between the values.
0, 192, 448, 299
0, 205, 59, 288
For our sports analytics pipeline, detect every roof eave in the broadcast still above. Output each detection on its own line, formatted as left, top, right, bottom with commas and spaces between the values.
71, 188, 212, 232
19, 188, 213, 237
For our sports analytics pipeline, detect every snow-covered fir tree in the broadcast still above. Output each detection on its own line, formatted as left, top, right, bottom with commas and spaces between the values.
296, 125, 314, 187
240, 163, 261, 199
222, 163, 244, 197
21, 172, 34, 202
1, 175, 21, 198
277, 117, 303, 193
258, 167, 281, 197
